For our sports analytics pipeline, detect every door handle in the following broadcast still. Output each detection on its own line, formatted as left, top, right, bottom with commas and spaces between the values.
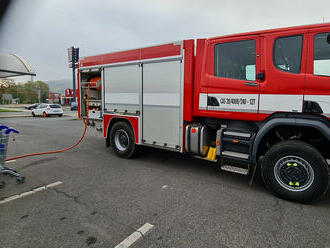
245, 82, 258, 87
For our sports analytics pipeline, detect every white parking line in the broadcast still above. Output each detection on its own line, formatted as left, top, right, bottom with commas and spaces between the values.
0, 181, 63, 205
114, 223, 154, 248
5, 160, 16, 164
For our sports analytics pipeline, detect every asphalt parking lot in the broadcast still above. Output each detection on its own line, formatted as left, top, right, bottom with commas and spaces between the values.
0, 116, 330, 248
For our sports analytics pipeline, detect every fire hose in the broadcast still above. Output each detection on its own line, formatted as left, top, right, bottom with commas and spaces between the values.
5, 84, 91, 162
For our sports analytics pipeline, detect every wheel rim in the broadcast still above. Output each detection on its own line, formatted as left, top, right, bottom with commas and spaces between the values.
274, 155, 314, 192
114, 129, 129, 151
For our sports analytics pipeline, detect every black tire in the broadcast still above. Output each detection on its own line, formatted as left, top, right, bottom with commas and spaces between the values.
109, 122, 136, 158
261, 140, 329, 203
105, 137, 110, 147
32, 112, 35, 117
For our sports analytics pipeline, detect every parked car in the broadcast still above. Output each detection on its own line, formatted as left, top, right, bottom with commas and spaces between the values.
25, 103, 39, 110
32, 104, 63, 117
71, 102, 78, 111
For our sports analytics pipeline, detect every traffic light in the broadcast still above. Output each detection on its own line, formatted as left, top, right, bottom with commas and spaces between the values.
73, 48, 79, 63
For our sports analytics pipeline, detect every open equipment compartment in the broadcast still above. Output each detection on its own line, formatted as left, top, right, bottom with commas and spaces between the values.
79, 69, 103, 120
78, 41, 190, 151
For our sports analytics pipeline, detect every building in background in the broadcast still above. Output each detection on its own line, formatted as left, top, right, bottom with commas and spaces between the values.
61, 88, 78, 105
48, 92, 61, 104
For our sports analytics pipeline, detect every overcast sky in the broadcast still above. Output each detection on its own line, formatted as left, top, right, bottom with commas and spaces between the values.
0, 0, 329, 82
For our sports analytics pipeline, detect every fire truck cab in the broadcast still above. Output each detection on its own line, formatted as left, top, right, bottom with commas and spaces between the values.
78, 23, 330, 203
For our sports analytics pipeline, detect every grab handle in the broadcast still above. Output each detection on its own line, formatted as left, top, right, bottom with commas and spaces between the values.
5, 128, 19, 135
0, 125, 8, 131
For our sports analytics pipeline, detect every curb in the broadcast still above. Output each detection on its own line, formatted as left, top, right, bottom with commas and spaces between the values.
0, 115, 31, 118
0, 114, 74, 118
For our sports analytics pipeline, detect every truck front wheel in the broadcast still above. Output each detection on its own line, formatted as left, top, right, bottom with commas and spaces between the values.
109, 121, 136, 158
261, 140, 329, 203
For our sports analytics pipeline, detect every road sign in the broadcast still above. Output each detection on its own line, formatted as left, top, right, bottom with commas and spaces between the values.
68, 47, 73, 62
68, 46, 79, 102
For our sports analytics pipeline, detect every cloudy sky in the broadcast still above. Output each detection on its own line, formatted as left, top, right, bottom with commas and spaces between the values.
0, 0, 329, 82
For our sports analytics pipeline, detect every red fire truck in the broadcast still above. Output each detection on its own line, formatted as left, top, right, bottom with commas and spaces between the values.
78, 23, 330, 203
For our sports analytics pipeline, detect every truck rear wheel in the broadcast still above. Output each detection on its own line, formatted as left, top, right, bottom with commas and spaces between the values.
261, 140, 329, 203
109, 122, 136, 158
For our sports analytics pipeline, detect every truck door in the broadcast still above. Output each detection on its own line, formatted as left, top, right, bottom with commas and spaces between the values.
203, 35, 261, 121
258, 31, 308, 120
304, 28, 330, 118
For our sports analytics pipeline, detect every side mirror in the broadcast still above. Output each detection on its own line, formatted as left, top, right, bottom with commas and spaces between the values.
256, 72, 265, 81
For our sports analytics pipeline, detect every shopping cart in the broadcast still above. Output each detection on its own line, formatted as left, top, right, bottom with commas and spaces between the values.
0, 125, 25, 187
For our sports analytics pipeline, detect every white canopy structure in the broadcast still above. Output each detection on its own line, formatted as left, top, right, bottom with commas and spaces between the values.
0, 53, 36, 78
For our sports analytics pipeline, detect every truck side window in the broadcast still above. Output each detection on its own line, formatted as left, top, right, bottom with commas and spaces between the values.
214, 40, 256, 81
314, 32, 330, 77
273, 35, 303, 74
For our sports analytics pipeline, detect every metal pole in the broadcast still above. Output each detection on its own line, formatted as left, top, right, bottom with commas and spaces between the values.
72, 62, 76, 103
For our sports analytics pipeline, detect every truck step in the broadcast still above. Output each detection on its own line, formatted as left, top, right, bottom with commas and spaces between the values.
222, 151, 249, 160
221, 165, 249, 175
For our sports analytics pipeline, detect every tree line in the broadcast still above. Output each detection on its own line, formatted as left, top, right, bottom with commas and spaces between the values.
0, 81, 49, 104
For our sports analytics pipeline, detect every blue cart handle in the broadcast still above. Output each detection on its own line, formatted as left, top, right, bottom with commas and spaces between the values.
5, 128, 19, 135
0, 125, 8, 131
